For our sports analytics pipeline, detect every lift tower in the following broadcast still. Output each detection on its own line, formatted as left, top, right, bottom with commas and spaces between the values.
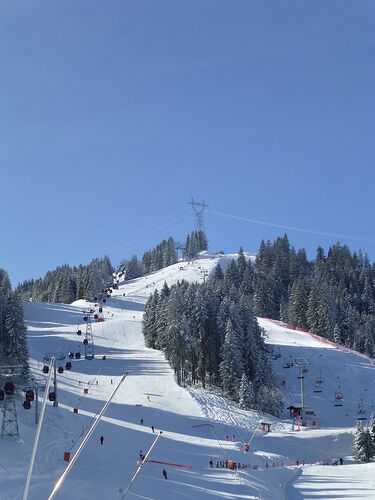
0, 365, 22, 439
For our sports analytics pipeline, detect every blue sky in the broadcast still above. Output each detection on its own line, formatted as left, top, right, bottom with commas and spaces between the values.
1, 1, 374, 286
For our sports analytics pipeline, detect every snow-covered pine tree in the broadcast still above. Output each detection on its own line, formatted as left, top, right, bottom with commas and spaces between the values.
4, 293, 29, 380
354, 422, 374, 463
239, 373, 254, 410
219, 319, 243, 401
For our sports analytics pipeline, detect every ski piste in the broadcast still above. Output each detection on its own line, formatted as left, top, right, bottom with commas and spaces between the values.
2, 253, 375, 499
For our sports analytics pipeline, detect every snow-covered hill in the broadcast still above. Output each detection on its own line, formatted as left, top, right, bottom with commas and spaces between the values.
2, 254, 375, 499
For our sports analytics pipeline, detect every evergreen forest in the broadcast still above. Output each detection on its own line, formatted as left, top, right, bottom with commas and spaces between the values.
0, 268, 29, 379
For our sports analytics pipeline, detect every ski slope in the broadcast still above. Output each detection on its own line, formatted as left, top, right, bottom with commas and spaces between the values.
2, 254, 375, 499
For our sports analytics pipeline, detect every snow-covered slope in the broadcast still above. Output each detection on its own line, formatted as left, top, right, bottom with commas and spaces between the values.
2, 254, 375, 499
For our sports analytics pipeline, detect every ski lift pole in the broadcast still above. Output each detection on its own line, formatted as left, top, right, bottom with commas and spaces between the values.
23, 357, 55, 500
48, 372, 127, 500
119, 431, 163, 499
246, 419, 263, 447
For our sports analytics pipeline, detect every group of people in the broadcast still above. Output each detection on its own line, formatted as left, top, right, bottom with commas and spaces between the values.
208, 457, 345, 471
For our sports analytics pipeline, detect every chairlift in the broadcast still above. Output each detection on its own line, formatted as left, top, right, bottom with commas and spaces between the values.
283, 358, 292, 369
357, 399, 367, 421
334, 386, 344, 406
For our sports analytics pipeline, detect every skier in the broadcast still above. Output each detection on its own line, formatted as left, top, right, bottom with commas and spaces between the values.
226, 435, 229, 442
162, 468, 168, 479
151, 425, 155, 433
100, 435, 104, 445
339, 457, 344, 465
140, 418, 144, 425
147, 395, 151, 402
209, 460, 213, 468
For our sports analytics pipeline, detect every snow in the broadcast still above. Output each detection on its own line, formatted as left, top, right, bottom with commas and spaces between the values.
2, 254, 375, 499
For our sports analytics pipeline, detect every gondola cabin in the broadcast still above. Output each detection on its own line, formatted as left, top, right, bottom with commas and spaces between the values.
25, 390, 34, 401
75, 352, 81, 359
48, 392, 56, 402
4, 382, 15, 395
68, 352, 74, 359
58, 366, 64, 374
23, 400, 31, 409
42, 365, 49, 374
65, 362, 72, 370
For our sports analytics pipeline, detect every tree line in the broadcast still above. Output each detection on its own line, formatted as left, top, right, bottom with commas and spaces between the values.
142, 253, 282, 416
252, 235, 375, 356
0, 268, 29, 380
16, 256, 113, 304
120, 231, 208, 281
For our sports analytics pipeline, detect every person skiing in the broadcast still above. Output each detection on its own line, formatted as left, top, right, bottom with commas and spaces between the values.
162, 468, 168, 479
100, 435, 104, 445
147, 395, 151, 402
140, 418, 144, 425
339, 457, 343, 465
151, 425, 155, 433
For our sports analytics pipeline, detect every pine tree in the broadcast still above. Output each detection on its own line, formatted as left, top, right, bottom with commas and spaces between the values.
4, 293, 29, 380
219, 320, 243, 401
354, 422, 374, 463
239, 373, 254, 410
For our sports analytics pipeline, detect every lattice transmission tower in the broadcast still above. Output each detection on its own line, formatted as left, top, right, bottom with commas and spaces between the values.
188, 198, 208, 232
0, 365, 22, 439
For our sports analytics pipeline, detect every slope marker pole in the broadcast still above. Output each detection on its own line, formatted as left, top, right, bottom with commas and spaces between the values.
48, 373, 127, 500
23, 357, 55, 500
119, 431, 163, 499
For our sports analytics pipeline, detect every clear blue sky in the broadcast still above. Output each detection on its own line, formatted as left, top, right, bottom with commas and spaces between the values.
1, 1, 374, 287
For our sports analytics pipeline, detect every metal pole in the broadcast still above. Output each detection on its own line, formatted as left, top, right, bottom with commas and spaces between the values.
48, 373, 127, 500
53, 362, 58, 408
35, 387, 39, 425
23, 357, 55, 500
300, 367, 306, 427
120, 431, 163, 499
